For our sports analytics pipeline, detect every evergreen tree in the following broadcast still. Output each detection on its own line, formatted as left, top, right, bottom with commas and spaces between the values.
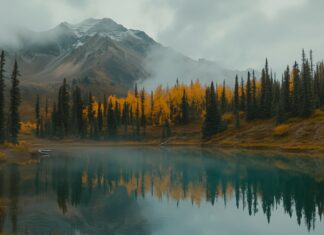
56, 88, 64, 137
181, 89, 189, 124
272, 79, 281, 115
72, 86, 84, 137
276, 88, 286, 125
310, 49, 314, 75
35, 95, 40, 137
221, 80, 227, 113
129, 106, 134, 126
202, 82, 223, 138
260, 68, 266, 118
107, 100, 117, 137
0, 51, 5, 143
57, 79, 69, 136
252, 71, 258, 119
87, 93, 95, 137
260, 59, 272, 118
282, 66, 291, 114
240, 78, 246, 112
292, 62, 302, 116
233, 75, 240, 127
115, 101, 121, 126
314, 65, 321, 108
317, 63, 324, 107
9, 60, 21, 144
246, 72, 253, 121
97, 102, 103, 137
122, 102, 129, 133
301, 56, 314, 117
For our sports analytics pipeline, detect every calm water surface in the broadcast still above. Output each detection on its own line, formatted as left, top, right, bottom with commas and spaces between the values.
0, 147, 324, 235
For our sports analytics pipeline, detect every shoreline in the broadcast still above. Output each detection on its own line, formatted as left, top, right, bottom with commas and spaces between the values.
24, 135, 324, 158
1, 132, 324, 166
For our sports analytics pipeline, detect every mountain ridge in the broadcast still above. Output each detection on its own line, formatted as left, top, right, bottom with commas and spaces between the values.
0, 18, 255, 102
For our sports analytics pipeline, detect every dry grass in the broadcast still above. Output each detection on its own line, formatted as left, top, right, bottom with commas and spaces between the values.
3, 140, 30, 152
273, 124, 290, 137
0, 152, 7, 162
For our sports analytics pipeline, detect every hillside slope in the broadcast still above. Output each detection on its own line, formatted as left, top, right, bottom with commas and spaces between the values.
153, 109, 324, 154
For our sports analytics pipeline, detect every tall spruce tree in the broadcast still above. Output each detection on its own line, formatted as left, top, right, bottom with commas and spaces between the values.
233, 75, 240, 127
221, 80, 227, 114
97, 102, 103, 136
310, 50, 314, 76
252, 71, 257, 119
122, 102, 129, 133
282, 66, 291, 114
129, 106, 134, 126
58, 78, 69, 136
72, 86, 83, 137
272, 79, 281, 115
246, 72, 253, 121
292, 62, 301, 116
9, 60, 21, 144
301, 59, 314, 117
107, 100, 117, 137
314, 65, 321, 108
276, 87, 286, 125
87, 93, 95, 137
260, 68, 266, 118
240, 78, 246, 112
202, 82, 222, 138
260, 59, 272, 118
115, 101, 121, 126
0, 51, 5, 143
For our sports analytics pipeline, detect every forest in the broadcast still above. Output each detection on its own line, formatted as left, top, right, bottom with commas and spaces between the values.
0, 49, 323, 143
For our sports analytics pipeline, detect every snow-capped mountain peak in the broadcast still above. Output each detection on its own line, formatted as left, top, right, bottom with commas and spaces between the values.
63, 18, 135, 42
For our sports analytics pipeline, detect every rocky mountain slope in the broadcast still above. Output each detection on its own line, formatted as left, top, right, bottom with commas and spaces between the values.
1, 18, 253, 100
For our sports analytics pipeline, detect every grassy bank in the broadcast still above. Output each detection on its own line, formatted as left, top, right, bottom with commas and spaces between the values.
13, 109, 324, 157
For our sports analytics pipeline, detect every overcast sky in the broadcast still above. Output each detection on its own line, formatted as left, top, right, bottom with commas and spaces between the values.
0, 0, 322, 72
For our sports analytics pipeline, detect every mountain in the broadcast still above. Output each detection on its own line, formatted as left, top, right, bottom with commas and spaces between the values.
1, 18, 254, 103
3, 18, 159, 97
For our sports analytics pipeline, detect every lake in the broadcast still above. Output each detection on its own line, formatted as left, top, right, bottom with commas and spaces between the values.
0, 147, 323, 235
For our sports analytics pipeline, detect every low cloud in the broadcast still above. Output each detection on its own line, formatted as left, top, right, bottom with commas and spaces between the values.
0, 0, 322, 73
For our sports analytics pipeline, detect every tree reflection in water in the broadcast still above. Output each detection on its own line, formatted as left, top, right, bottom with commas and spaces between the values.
1, 148, 324, 234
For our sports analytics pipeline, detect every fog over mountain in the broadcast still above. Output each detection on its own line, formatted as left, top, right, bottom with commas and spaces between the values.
0, 18, 254, 101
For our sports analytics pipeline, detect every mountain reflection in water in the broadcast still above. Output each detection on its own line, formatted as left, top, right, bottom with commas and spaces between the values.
0, 147, 323, 235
